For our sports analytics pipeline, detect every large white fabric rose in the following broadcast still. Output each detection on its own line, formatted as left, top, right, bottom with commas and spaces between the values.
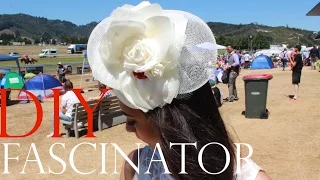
91, 1, 188, 112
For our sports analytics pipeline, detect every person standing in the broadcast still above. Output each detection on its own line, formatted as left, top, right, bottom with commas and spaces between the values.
225, 45, 240, 102
309, 46, 319, 70
236, 49, 243, 72
289, 45, 303, 100
243, 52, 252, 69
302, 50, 309, 66
280, 49, 288, 71
56, 62, 66, 82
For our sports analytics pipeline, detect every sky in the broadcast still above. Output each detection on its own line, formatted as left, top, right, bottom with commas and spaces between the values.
1, 0, 319, 31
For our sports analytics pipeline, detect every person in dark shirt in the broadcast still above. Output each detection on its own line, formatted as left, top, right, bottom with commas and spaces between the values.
56, 62, 66, 83
309, 46, 319, 70
289, 45, 303, 100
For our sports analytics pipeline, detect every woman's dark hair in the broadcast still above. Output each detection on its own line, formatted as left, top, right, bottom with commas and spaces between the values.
147, 82, 235, 180
63, 80, 73, 91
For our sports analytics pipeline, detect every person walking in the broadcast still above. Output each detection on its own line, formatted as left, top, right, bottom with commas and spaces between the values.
225, 45, 240, 102
280, 49, 288, 71
309, 46, 319, 70
289, 45, 303, 100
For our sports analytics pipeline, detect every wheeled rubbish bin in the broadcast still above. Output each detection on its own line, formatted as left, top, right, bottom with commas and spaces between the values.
242, 74, 273, 119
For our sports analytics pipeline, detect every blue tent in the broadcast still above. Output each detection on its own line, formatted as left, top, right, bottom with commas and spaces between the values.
250, 55, 274, 70
0, 54, 21, 73
17, 73, 64, 100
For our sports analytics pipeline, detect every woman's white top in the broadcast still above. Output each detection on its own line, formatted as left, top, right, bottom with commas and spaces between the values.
134, 146, 262, 180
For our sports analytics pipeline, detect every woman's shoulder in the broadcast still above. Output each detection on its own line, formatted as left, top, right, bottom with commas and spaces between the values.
236, 159, 272, 180
120, 148, 141, 180
122, 148, 271, 180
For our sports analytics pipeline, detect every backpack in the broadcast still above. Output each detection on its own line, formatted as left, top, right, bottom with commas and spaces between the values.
221, 70, 230, 84
280, 51, 286, 59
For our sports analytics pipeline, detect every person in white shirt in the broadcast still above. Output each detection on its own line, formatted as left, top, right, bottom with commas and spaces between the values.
243, 53, 252, 69
302, 50, 309, 66
47, 80, 82, 137
280, 49, 289, 71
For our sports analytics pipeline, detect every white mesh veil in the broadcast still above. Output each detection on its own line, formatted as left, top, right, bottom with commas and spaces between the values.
87, 4, 217, 111
165, 10, 217, 94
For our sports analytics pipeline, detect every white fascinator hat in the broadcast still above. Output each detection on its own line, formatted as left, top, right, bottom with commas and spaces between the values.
87, 1, 219, 112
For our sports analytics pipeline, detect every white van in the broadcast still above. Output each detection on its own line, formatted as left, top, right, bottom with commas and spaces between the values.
67, 44, 87, 54
39, 49, 58, 58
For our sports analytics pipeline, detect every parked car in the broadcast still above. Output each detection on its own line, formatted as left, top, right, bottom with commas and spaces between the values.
8, 52, 22, 58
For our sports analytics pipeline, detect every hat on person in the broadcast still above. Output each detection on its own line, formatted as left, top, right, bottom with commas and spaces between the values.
57, 62, 62, 65
87, 1, 218, 112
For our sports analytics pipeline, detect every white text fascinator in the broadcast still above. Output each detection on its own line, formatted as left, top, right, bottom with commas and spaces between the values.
87, 1, 218, 112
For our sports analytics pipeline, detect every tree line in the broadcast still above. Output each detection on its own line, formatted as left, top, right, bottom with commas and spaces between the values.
216, 32, 270, 50
33, 33, 88, 44
0, 32, 32, 45
0, 32, 88, 45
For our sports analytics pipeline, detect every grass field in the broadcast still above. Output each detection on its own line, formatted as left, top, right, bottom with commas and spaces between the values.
1, 45, 227, 55
0, 57, 84, 66
0, 45, 227, 74
1, 45, 87, 74
0, 57, 86, 74
0, 45, 70, 55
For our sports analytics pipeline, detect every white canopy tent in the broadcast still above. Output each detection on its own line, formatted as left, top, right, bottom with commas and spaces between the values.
194, 42, 226, 50
302, 46, 313, 51
254, 49, 282, 57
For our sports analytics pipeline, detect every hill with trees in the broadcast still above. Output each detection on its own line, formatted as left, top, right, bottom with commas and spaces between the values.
208, 22, 319, 49
0, 13, 319, 48
0, 14, 97, 45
